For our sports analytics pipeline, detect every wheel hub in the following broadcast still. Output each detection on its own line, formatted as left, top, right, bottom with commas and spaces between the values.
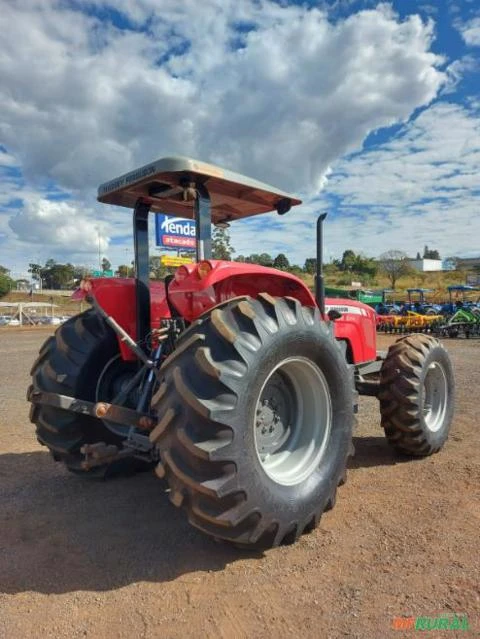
255, 374, 294, 458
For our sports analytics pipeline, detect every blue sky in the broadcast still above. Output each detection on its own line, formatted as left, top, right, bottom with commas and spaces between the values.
0, 0, 479, 279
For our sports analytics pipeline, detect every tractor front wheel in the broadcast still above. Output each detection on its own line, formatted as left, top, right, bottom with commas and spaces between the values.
379, 334, 454, 456
150, 295, 355, 548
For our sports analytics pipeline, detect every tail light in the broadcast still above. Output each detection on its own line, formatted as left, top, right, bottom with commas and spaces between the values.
174, 266, 190, 283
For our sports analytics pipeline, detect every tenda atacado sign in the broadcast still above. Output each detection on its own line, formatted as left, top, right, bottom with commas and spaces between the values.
155, 214, 196, 249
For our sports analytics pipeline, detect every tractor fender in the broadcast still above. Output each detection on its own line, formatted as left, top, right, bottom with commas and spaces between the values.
325, 299, 377, 364
72, 278, 171, 360
168, 260, 317, 320
168, 262, 377, 364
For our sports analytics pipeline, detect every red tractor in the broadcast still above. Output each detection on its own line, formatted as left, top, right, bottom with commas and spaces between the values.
28, 157, 454, 549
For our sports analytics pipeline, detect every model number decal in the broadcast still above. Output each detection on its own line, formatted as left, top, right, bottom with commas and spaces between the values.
326, 304, 367, 316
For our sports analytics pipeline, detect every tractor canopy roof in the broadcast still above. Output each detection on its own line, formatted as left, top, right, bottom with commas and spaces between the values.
406, 288, 434, 294
447, 285, 480, 292
97, 156, 301, 223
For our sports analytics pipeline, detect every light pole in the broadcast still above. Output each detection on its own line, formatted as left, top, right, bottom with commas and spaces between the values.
35, 258, 43, 293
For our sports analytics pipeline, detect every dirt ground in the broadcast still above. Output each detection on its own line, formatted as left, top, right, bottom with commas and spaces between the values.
0, 328, 478, 639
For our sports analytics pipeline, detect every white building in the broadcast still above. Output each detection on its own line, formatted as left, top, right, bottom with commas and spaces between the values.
409, 259, 443, 272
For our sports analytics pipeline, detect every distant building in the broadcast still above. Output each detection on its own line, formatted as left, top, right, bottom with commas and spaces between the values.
442, 258, 457, 271
409, 258, 443, 272
456, 257, 480, 270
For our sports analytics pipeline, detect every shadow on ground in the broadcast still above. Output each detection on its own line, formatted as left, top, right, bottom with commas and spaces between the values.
349, 436, 421, 470
0, 451, 254, 595
0, 438, 412, 595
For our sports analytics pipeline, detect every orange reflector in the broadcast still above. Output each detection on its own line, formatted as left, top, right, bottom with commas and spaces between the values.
197, 261, 213, 279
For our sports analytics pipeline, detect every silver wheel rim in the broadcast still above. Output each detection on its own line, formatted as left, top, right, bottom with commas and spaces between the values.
254, 357, 332, 486
423, 361, 448, 432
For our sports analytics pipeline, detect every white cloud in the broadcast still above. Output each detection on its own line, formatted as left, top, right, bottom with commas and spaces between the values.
8, 198, 109, 253
299, 102, 480, 260
0, 0, 470, 275
458, 17, 480, 46
224, 102, 480, 264
0, 1, 445, 196
443, 55, 479, 94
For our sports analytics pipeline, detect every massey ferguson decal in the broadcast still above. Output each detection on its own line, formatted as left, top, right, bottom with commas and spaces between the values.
155, 214, 196, 249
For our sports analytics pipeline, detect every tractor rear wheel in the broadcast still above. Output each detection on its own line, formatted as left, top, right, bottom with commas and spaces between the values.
379, 334, 454, 456
29, 309, 147, 477
150, 295, 355, 548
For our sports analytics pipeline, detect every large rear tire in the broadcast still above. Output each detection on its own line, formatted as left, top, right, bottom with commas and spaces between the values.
379, 334, 454, 456
150, 295, 355, 548
29, 309, 145, 477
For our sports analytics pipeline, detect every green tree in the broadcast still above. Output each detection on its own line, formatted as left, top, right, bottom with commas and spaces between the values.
212, 227, 234, 260
423, 245, 441, 260
340, 250, 356, 272
245, 253, 273, 267
116, 264, 133, 278
273, 253, 290, 270
0, 266, 14, 297
304, 258, 317, 274
28, 263, 43, 281
288, 264, 303, 276
43, 262, 75, 289
101, 257, 111, 272
149, 256, 168, 280
332, 251, 377, 280
354, 255, 378, 279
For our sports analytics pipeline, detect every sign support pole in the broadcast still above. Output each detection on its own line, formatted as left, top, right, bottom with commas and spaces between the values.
133, 199, 151, 348
194, 184, 212, 261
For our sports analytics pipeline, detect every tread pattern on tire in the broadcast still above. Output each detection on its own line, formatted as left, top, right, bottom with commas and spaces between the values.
29, 310, 126, 476
379, 334, 453, 456
150, 294, 354, 548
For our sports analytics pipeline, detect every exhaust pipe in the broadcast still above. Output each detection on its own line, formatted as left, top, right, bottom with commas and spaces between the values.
315, 213, 327, 318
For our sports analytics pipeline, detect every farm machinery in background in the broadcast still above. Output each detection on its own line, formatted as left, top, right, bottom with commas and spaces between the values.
27, 156, 455, 549
375, 288, 443, 334
377, 310, 444, 334
376, 286, 480, 337
404, 288, 442, 315
324, 286, 384, 308
434, 285, 480, 338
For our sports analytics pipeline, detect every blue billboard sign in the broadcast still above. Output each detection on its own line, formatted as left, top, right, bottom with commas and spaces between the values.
155, 214, 196, 250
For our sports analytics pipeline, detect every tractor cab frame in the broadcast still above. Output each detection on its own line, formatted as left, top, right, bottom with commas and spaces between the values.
97, 156, 301, 345
447, 285, 480, 310
405, 288, 439, 314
